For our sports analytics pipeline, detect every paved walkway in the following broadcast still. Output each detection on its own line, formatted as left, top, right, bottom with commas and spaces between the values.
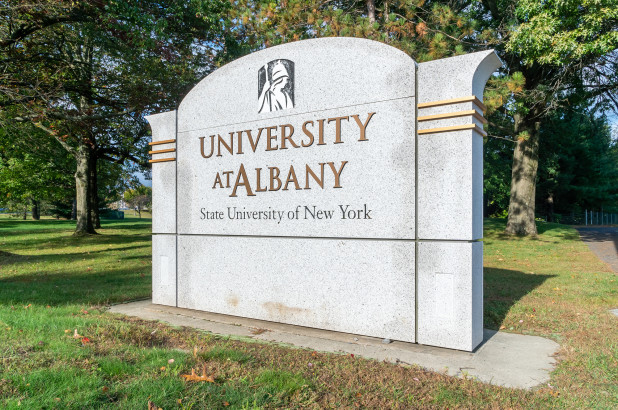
575, 227, 618, 273
109, 300, 559, 389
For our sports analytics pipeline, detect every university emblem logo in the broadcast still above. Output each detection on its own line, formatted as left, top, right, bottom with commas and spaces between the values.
258, 59, 295, 113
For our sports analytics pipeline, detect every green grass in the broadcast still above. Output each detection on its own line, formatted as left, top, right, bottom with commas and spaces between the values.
0, 216, 616, 408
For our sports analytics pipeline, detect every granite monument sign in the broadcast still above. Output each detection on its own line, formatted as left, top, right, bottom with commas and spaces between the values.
147, 38, 500, 351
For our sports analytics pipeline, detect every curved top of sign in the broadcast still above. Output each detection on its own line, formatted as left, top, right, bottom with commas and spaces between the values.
177, 37, 417, 134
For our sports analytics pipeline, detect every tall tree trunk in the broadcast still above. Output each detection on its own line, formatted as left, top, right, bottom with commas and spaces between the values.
74, 143, 96, 235
31, 199, 40, 220
89, 154, 101, 229
505, 111, 541, 236
71, 199, 77, 220
366, 0, 376, 23
23, 206, 27, 220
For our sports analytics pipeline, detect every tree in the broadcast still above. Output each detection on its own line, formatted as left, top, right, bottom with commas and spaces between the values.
0, 0, 230, 234
470, 0, 618, 235
229, 0, 476, 62
124, 185, 152, 218
0, 118, 75, 219
483, 102, 618, 221
536, 106, 618, 220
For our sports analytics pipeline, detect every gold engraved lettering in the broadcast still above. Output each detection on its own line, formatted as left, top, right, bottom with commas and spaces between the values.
266, 126, 278, 151
327, 116, 350, 144
255, 168, 267, 192
212, 172, 223, 189
317, 119, 326, 145
199, 135, 215, 159
305, 163, 325, 189
301, 121, 315, 147
216, 133, 234, 157
328, 161, 348, 188
236, 131, 244, 154
230, 164, 255, 197
280, 124, 298, 149
283, 165, 301, 191
246, 128, 263, 153
352, 112, 375, 141
269, 167, 282, 191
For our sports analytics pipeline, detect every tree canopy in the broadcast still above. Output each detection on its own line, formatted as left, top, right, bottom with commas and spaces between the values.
0, 0, 616, 235
0, 0, 231, 233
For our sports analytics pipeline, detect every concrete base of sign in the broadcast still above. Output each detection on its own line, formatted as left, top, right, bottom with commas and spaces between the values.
109, 300, 559, 389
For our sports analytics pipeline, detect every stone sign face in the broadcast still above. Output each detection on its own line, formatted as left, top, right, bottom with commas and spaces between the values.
147, 38, 500, 351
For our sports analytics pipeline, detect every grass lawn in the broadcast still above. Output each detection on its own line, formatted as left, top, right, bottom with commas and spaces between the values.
0, 217, 616, 408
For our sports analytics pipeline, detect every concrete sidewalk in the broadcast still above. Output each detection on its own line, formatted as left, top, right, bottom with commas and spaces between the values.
109, 300, 559, 389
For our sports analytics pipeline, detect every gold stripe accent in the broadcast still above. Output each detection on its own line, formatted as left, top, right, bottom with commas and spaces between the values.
418, 110, 487, 125
149, 157, 176, 163
418, 96, 486, 113
418, 123, 487, 137
149, 148, 176, 155
148, 139, 176, 146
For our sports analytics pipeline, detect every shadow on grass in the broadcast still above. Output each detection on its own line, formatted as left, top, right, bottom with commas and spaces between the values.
0, 267, 151, 306
0, 244, 149, 266
1, 231, 151, 253
484, 267, 555, 329
0, 218, 151, 236
99, 219, 152, 230
484, 217, 581, 242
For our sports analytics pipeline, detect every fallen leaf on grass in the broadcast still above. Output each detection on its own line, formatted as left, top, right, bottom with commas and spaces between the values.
148, 401, 162, 410
73, 329, 82, 339
102, 386, 109, 393
223, 402, 230, 407
181, 366, 215, 383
